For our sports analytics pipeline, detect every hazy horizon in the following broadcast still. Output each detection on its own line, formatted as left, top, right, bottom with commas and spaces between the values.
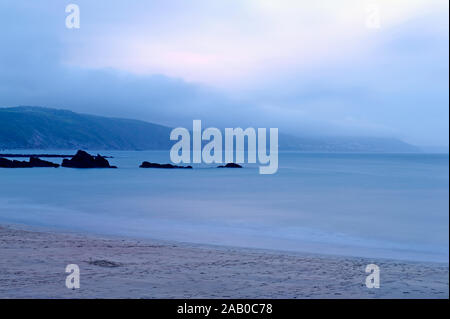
0, 0, 448, 147
0, 105, 447, 153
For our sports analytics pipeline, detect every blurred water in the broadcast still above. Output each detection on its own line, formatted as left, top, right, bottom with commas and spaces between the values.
0, 150, 448, 262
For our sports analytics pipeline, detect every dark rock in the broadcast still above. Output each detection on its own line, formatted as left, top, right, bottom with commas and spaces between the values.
61, 150, 117, 168
29, 157, 60, 167
0, 157, 59, 168
218, 163, 243, 168
0, 157, 22, 168
0, 158, 11, 167
140, 161, 193, 169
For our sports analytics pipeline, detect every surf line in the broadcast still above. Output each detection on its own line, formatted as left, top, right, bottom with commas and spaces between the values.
169, 120, 278, 174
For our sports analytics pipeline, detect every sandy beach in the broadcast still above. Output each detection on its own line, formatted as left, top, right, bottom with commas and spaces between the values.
0, 224, 448, 299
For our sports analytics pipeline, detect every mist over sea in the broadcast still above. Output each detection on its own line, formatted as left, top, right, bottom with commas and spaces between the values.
0, 151, 448, 262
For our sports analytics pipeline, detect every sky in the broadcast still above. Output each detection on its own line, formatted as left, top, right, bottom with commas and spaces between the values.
0, 0, 448, 146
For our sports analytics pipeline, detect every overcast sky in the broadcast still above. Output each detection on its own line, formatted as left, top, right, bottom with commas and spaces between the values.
0, 0, 448, 146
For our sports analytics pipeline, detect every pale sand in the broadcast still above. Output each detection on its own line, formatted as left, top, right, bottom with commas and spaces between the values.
0, 225, 448, 298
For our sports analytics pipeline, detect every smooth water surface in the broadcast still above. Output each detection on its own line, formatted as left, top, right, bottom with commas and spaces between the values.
0, 151, 448, 262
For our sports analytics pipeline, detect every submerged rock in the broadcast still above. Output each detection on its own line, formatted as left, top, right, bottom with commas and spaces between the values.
0, 157, 59, 168
218, 163, 243, 168
61, 150, 117, 168
140, 161, 192, 169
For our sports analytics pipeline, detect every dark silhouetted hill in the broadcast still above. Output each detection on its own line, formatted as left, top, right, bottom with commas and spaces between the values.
0, 106, 172, 150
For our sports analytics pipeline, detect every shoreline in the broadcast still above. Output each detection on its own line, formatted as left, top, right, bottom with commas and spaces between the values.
0, 224, 448, 298
3, 221, 448, 266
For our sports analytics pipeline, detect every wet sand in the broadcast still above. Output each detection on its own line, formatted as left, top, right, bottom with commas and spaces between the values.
0, 225, 448, 298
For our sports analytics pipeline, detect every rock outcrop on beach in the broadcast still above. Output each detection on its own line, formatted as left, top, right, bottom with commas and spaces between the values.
139, 161, 192, 169
0, 157, 59, 168
61, 150, 117, 168
218, 163, 242, 168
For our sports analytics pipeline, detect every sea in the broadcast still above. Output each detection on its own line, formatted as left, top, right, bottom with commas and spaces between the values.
0, 150, 448, 262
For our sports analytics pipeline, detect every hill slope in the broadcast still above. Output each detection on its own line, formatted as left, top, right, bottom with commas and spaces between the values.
0, 106, 420, 152
0, 106, 173, 150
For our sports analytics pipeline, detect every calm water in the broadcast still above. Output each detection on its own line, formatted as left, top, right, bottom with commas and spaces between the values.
0, 151, 448, 262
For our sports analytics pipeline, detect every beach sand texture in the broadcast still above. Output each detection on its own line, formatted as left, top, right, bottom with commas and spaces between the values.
0, 225, 448, 298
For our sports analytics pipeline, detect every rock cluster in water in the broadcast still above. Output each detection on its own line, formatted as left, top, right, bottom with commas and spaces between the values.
61, 150, 117, 168
139, 161, 192, 169
0, 157, 60, 168
0, 150, 247, 170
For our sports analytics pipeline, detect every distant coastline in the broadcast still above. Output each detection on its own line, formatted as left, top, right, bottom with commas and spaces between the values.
0, 106, 425, 153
